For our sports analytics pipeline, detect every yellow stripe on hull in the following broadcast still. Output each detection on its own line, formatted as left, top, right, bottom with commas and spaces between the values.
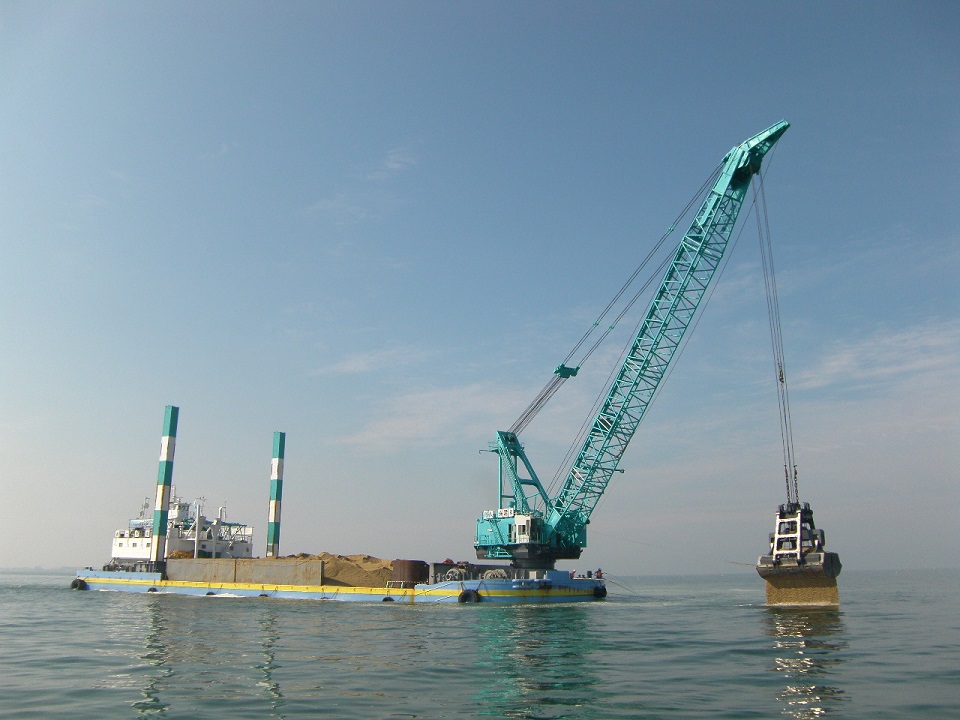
77, 573, 602, 603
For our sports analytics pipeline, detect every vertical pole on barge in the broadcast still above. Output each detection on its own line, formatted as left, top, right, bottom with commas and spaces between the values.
150, 405, 179, 567
265, 431, 285, 557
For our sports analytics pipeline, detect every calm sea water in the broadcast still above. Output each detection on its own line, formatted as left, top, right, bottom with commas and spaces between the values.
1, 569, 957, 719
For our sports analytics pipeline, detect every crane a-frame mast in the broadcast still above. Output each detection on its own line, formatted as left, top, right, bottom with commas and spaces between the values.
475, 121, 790, 569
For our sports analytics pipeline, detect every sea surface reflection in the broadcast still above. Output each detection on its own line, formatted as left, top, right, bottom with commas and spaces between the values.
471, 604, 598, 717
764, 607, 848, 718
256, 607, 286, 718
133, 594, 173, 714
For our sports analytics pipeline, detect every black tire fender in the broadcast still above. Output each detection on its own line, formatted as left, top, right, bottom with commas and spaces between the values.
458, 589, 482, 603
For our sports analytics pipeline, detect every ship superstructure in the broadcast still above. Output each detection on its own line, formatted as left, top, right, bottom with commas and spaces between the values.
106, 494, 253, 572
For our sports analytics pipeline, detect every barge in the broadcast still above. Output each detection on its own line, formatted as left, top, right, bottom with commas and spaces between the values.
74, 124, 796, 605
73, 407, 605, 604
74, 557, 606, 604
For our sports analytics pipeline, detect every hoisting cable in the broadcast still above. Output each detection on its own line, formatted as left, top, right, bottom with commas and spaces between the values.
553, 166, 775, 498
547, 173, 764, 494
509, 250, 676, 436
508, 162, 724, 436
753, 173, 799, 505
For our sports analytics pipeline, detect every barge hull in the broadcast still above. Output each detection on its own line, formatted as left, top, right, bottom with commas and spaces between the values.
75, 569, 604, 604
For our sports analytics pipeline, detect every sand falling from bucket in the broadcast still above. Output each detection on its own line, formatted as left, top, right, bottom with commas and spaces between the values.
764, 574, 839, 607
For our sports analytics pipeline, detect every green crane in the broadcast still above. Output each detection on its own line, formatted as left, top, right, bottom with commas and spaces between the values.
475, 121, 790, 569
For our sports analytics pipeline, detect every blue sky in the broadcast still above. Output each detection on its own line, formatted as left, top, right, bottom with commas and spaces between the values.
2, 1, 958, 575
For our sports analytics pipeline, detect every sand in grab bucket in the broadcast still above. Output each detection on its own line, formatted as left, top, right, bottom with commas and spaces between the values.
764, 574, 839, 606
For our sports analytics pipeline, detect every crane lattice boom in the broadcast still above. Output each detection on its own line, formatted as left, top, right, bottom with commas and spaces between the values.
475, 121, 789, 568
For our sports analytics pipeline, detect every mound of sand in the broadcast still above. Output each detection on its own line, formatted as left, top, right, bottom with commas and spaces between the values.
289, 552, 394, 588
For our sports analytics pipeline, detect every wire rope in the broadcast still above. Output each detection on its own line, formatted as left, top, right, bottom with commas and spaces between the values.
753, 164, 799, 505
578, 176, 767, 508
509, 162, 724, 436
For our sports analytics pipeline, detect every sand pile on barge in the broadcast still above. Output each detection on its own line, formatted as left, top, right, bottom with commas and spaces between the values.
291, 552, 393, 588
163, 553, 395, 588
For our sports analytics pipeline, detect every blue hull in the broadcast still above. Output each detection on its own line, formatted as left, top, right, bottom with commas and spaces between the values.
74, 569, 605, 604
